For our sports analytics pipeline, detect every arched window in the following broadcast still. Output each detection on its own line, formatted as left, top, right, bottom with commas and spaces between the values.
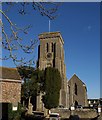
75, 101, 78, 107
68, 85, 70, 94
46, 43, 49, 52
75, 83, 77, 95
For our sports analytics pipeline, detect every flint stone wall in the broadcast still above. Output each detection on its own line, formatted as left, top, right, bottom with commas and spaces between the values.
0, 80, 21, 103
51, 108, 98, 119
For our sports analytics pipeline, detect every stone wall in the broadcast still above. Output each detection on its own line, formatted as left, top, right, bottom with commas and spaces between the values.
74, 109, 98, 119
0, 80, 21, 103
68, 74, 88, 107
51, 108, 98, 119
51, 108, 71, 118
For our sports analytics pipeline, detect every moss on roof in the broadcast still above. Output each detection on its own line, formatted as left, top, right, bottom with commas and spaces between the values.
0, 67, 21, 80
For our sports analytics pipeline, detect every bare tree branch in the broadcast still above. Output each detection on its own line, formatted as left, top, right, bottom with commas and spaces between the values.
1, 2, 60, 66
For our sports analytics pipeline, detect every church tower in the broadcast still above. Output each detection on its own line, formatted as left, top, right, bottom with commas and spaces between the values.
37, 32, 68, 111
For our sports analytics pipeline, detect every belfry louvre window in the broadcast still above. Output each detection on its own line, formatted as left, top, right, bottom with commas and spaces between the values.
54, 43, 56, 57
75, 83, 77, 95
46, 43, 49, 52
52, 43, 54, 52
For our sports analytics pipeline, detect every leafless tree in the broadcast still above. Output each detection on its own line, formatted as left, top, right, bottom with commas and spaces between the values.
1, 2, 61, 66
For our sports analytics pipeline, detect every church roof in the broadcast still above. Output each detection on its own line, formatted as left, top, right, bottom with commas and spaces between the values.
0, 67, 21, 80
68, 74, 87, 92
68, 74, 86, 86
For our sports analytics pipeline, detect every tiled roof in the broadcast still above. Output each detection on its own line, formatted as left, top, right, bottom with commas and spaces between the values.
0, 67, 21, 80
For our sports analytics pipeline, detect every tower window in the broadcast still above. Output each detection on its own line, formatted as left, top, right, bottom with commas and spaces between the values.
46, 43, 49, 52
38, 45, 40, 59
54, 43, 56, 57
52, 43, 54, 52
53, 59, 55, 67
68, 85, 70, 94
75, 83, 77, 95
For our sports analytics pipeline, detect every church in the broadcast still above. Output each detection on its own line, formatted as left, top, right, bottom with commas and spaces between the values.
36, 31, 88, 111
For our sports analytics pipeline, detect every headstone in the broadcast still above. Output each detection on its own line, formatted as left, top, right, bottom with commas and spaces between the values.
98, 104, 101, 115
28, 97, 33, 114
28, 103, 33, 114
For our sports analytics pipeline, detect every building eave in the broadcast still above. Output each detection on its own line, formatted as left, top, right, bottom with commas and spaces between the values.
0, 78, 22, 83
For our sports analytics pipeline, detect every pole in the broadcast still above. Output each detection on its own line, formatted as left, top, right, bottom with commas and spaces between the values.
49, 20, 50, 32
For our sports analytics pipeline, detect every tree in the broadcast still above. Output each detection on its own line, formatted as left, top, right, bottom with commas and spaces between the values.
18, 66, 44, 108
18, 66, 62, 110
42, 67, 62, 109
1, 2, 61, 66
18, 66, 34, 82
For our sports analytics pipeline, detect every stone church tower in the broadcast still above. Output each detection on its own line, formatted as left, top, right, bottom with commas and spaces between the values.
37, 32, 68, 111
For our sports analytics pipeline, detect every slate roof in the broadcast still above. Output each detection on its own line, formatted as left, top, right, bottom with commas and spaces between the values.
0, 67, 21, 80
